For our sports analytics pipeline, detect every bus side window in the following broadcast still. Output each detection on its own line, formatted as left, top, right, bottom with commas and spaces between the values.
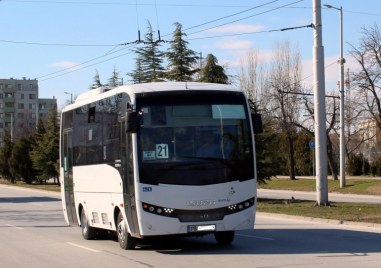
251, 113, 263, 134
88, 106, 96, 123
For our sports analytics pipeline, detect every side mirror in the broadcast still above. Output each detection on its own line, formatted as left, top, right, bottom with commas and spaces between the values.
251, 113, 263, 134
126, 112, 138, 133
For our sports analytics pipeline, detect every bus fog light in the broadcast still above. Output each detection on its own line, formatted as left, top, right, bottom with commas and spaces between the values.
164, 208, 173, 214
228, 205, 237, 211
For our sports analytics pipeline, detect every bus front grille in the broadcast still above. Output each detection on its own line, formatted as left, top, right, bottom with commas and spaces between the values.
176, 208, 226, 222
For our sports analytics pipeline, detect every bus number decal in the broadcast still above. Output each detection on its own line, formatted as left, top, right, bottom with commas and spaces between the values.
156, 144, 169, 159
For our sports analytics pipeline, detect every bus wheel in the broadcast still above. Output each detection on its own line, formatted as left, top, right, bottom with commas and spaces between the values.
117, 212, 136, 250
80, 209, 95, 240
214, 231, 235, 245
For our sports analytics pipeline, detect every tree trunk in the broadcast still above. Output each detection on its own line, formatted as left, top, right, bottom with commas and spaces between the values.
327, 137, 338, 180
287, 135, 296, 180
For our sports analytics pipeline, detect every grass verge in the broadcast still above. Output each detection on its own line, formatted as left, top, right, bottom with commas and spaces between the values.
0, 179, 60, 192
259, 178, 381, 195
258, 198, 381, 224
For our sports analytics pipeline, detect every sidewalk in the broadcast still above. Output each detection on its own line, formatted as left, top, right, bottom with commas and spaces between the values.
258, 188, 381, 204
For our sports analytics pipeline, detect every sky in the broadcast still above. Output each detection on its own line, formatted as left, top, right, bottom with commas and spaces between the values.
0, 0, 380, 109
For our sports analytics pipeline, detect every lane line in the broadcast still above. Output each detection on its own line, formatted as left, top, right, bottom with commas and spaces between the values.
5, 224, 24, 230
237, 234, 275, 240
66, 242, 101, 253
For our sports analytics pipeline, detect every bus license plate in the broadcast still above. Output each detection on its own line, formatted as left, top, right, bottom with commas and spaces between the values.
187, 224, 216, 232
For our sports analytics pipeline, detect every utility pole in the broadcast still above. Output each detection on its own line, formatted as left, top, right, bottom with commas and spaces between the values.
324, 4, 346, 188
312, 0, 329, 205
64, 91, 73, 104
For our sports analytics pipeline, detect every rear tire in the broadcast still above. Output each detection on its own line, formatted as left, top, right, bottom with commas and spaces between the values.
117, 212, 137, 250
80, 209, 96, 240
214, 231, 235, 245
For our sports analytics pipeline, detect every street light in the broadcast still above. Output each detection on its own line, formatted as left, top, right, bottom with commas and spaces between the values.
324, 4, 346, 188
64, 91, 73, 104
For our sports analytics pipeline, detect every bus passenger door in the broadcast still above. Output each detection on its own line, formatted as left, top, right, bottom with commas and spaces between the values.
121, 120, 140, 237
63, 130, 78, 226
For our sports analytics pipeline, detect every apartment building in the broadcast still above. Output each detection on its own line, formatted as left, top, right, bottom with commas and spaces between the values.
0, 78, 57, 146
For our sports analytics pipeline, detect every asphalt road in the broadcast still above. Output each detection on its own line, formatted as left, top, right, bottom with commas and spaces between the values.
1, 185, 381, 268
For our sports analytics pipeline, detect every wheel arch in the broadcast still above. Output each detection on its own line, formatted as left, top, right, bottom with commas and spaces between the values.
78, 203, 84, 226
113, 206, 122, 230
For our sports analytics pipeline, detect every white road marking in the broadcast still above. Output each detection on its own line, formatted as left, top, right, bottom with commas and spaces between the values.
237, 234, 275, 240
5, 224, 24, 230
66, 242, 101, 253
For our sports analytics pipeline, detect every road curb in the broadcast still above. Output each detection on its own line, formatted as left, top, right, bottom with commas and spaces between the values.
257, 212, 381, 229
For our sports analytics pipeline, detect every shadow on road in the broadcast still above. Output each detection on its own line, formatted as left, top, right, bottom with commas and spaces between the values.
136, 228, 381, 255
0, 196, 61, 203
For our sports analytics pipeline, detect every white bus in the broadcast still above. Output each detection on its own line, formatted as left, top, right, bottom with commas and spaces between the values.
60, 82, 260, 249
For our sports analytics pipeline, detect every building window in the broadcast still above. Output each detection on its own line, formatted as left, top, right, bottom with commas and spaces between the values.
20, 93, 24, 99
17, 84, 22, 90
0, 94, 3, 99
18, 103, 24, 109
29, 94, 36, 99
0, 113, 3, 119
17, 113, 24, 119
29, 103, 36, 109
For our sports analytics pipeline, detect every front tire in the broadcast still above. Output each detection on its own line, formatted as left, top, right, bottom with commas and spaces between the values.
81, 209, 95, 240
117, 212, 137, 250
214, 231, 235, 245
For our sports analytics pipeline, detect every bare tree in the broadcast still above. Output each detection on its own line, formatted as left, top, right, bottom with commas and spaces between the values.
239, 49, 282, 182
239, 49, 266, 103
265, 41, 302, 180
348, 23, 381, 170
350, 24, 381, 131
298, 91, 340, 180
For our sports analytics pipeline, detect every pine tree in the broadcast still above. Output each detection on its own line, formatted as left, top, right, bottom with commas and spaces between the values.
90, 69, 103, 89
9, 136, 37, 184
166, 22, 199, 81
30, 109, 59, 183
128, 56, 144, 84
129, 21, 165, 83
0, 130, 14, 182
199, 54, 229, 84
107, 66, 122, 88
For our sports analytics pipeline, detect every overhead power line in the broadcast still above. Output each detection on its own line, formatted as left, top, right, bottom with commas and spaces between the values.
182, 0, 282, 32
186, 23, 313, 41
187, 0, 305, 36
37, 44, 136, 81
0, 39, 122, 47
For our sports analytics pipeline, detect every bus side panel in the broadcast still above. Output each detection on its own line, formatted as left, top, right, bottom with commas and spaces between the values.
73, 164, 124, 230
61, 129, 78, 226
59, 167, 69, 225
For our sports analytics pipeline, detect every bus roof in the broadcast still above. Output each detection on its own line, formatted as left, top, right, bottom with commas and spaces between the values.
62, 82, 242, 112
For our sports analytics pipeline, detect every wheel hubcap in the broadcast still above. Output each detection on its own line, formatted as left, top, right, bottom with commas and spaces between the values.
117, 220, 126, 243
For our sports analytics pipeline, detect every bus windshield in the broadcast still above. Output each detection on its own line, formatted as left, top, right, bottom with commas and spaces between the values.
136, 91, 254, 186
